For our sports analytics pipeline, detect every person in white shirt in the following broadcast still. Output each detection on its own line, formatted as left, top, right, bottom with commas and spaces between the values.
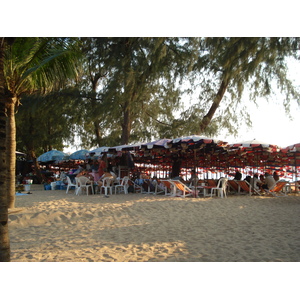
262, 172, 276, 190
250, 174, 262, 190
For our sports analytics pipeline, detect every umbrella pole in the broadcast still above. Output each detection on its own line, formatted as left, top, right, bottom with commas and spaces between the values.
295, 153, 298, 192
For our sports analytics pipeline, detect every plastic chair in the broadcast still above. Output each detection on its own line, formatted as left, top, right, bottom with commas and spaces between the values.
66, 176, 78, 194
115, 176, 129, 194
76, 176, 94, 195
99, 177, 114, 196
211, 178, 228, 198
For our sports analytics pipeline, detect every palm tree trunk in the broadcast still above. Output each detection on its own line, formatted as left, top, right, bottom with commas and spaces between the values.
6, 99, 17, 209
0, 37, 10, 261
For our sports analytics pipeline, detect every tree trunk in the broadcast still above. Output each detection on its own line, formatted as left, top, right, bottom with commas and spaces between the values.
6, 99, 17, 209
198, 78, 229, 134
0, 37, 10, 262
93, 120, 102, 146
121, 102, 132, 145
29, 149, 43, 183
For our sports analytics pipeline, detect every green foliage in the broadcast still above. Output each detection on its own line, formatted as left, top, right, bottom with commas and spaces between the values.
14, 37, 300, 152
16, 89, 82, 155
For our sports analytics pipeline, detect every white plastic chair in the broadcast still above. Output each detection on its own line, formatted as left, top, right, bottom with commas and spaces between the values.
99, 177, 113, 196
66, 176, 78, 194
115, 176, 129, 194
211, 178, 228, 198
76, 176, 94, 195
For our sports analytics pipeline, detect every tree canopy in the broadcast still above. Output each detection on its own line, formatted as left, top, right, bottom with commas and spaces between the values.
15, 37, 300, 154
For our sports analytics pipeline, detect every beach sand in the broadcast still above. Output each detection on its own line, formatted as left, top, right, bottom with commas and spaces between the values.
8, 184, 300, 262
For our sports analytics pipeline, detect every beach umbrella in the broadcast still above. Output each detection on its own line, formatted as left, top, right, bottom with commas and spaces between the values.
229, 139, 278, 150
69, 149, 90, 160
106, 143, 143, 152
37, 150, 68, 162
281, 143, 300, 182
140, 138, 172, 149
89, 146, 110, 156
228, 139, 279, 172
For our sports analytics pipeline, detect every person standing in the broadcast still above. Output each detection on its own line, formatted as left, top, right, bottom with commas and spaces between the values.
98, 157, 107, 178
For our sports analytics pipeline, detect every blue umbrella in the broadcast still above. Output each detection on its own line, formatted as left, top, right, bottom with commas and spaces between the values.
69, 149, 90, 160
37, 150, 68, 162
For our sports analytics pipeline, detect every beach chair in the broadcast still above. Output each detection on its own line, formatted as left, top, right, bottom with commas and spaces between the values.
115, 176, 129, 194
228, 180, 240, 194
76, 176, 94, 195
153, 179, 165, 195
168, 180, 194, 198
99, 177, 114, 196
141, 179, 155, 194
128, 180, 143, 193
66, 176, 78, 194
236, 180, 256, 196
265, 181, 288, 197
160, 180, 176, 196
211, 178, 228, 198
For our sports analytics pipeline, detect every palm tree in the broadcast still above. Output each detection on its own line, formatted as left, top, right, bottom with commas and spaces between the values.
0, 37, 14, 262
4, 37, 81, 209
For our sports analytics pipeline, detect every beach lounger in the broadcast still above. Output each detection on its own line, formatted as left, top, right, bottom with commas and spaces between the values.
265, 181, 288, 197
228, 180, 240, 194
153, 179, 165, 195
160, 180, 176, 196
128, 180, 143, 193
236, 180, 252, 196
168, 180, 194, 198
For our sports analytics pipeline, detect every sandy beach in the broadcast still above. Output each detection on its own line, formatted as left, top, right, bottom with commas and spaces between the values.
7, 184, 300, 262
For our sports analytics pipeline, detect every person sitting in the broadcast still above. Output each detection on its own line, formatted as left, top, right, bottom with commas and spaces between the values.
76, 169, 94, 181
97, 171, 117, 187
273, 171, 280, 182
189, 169, 199, 186
250, 174, 262, 190
244, 175, 251, 184
234, 170, 242, 180
261, 172, 276, 191
73, 165, 84, 175
59, 171, 68, 184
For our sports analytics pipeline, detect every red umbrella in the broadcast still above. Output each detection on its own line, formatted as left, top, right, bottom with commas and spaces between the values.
228, 139, 279, 173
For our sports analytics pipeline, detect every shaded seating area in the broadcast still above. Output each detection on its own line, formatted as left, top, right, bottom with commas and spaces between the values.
36, 137, 300, 199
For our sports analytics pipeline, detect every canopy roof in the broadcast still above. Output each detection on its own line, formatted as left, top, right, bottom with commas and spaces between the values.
40, 138, 300, 179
